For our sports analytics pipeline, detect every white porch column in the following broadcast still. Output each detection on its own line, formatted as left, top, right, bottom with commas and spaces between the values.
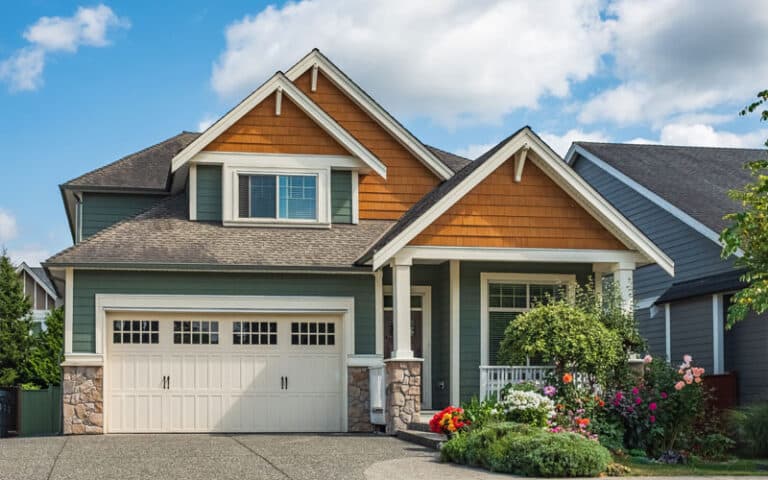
390, 256, 413, 359
611, 262, 635, 312
64, 267, 74, 355
592, 263, 611, 298
449, 260, 460, 406
374, 269, 384, 356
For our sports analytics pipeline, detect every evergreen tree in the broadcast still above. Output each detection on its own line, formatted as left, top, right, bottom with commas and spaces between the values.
27, 307, 64, 386
0, 252, 34, 386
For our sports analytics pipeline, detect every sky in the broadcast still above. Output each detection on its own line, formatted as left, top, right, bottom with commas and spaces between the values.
1, 0, 767, 266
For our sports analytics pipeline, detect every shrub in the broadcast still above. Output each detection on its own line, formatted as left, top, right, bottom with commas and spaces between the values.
696, 433, 735, 460
495, 389, 555, 427
442, 425, 612, 477
727, 402, 768, 457
461, 397, 498, 429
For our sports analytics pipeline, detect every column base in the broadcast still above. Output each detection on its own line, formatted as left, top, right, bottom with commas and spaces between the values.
348, 366, 374, 432
385, 360, 421, 434
62, 366, 104, 435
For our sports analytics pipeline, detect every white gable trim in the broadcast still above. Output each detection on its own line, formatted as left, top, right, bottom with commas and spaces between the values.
565, 144, 741, 257
170, 73, 386, 179
285, 50, 454, 180
16, 262, 58, 300
372, 128, 674, 276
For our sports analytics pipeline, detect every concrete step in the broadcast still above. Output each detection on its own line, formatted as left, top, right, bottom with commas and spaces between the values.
407, 421, 431, 432
396, 428, 447, 450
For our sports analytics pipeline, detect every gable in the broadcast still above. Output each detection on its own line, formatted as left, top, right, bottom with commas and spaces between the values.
294, 70, 440, 220
409, 157, 626, 250
203, 92, 349, 156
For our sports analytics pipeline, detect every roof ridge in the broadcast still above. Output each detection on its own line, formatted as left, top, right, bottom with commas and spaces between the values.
425, 144, 471, 161
62, 132, 199, 187
577, 141, 766, 153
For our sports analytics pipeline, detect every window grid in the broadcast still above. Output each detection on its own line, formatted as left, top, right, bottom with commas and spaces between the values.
173, 321, 219, 345
242, 174, 318, 221
113, 320, 159, 344
233, 321, 278, 345
291, 321, 335, 346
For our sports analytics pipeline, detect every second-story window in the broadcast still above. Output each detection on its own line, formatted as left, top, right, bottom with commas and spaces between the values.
239, 174, 317, 221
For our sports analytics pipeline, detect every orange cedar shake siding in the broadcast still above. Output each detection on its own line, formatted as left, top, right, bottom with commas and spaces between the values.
294, 70, 440, 220
410, 158, 626, 250
203, 92, 350, 155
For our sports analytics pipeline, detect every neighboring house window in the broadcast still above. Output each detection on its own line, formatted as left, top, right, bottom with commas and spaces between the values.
239, 174, 317, 221
483, 274, 573, 365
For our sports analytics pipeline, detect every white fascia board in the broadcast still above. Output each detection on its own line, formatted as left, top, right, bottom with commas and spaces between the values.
566, 144, 740, 257
372, 128, 674, 275
171, 73, 386, 179
285, 50, 454, 181
399, 246, 645, 265
17, 263, 59, 300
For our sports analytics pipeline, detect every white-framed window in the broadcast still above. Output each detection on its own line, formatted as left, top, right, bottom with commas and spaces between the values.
481, 273, 576, 365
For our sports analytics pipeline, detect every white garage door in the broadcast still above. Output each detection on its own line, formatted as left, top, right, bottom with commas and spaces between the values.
106, 312, 343, 433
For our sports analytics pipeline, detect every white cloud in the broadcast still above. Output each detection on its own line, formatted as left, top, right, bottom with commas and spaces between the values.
580, 0, 768, 126
657, 123, 768, 148
0, 210, 18, 242
6, 247, 51, 268
210, 0, 611, 127
197, 116, 216, 132
0, 4, 129, 92
454, 143, 496, 161
540, 129, 610, 157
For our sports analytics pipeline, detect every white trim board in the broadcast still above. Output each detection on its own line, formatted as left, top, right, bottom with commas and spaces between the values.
16, 262, 59, 300
284, 49, 453, 181
565, 144, 742, 257
170, 72, 386, 179
396, 246, 646, 266
372, 128, 674, 276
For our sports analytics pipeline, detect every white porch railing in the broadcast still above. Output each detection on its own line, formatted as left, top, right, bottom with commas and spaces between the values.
479, 365, 555, 401
369, 365, 386, 425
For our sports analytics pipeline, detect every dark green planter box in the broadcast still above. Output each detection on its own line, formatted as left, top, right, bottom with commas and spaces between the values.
19, 386, 61, 436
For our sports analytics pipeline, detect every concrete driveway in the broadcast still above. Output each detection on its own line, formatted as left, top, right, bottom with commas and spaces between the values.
0, 433, 503, 480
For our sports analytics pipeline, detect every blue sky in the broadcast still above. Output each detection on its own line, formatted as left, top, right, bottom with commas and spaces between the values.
1, 1, 766, 266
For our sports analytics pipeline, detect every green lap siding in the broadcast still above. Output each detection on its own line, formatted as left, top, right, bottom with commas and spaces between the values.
72, 270, 375, 354
196, 165, 223, 221
331, 171, 353, 224
458, 262, 593, 403
81, 193, 165, 239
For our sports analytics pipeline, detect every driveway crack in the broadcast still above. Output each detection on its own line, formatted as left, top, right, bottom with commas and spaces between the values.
46, 436, 69, 480
229, 435, 294, 479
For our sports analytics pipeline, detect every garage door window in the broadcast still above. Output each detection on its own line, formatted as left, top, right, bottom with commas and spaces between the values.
291, 321, 335, 346
233, 321, 277, 345
173, 321, 219, 345
113, 320, 159, 344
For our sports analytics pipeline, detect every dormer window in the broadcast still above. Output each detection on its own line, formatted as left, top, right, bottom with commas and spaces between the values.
239, 174, 318, 220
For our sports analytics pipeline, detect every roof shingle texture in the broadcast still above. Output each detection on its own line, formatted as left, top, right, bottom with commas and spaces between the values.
576, 142, 767, 233
46, 195, 394, 269
63, 132, 200, 191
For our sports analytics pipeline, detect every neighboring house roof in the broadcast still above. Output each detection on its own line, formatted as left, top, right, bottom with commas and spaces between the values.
571, 142, 765, 233
360, 127, 675, 275
45, 195, 394, 270
425, 146, 471, 173
655, 269, 747, 304
16, 262, 59, 300
63, 132, 200, 192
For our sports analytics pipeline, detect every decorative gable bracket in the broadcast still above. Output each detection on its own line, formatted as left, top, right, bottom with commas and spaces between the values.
514, 144, 529, 183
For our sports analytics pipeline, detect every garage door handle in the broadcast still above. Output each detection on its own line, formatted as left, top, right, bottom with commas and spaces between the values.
285, 376, 288, 390
280, 376, 285, 390
162, 375, 167, 389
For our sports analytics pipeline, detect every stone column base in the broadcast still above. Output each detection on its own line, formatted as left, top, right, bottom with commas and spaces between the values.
348, 366, 373, 432
385, 360, 421, 434
62, 366, 104, 435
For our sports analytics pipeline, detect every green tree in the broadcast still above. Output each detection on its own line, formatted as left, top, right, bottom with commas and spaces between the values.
720, 90, 768, 326
0, 252, 34, 385
27, 307, 64, 387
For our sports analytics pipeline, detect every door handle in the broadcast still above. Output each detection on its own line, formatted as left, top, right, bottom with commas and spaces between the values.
162, 376, 167, 389
285, 376, 288, 390
167, 376, 170, 390
280, 376, 285, 390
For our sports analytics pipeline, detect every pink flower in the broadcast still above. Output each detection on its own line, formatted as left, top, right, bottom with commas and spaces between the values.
613, 399, 620, 407
650, 415, 656, 423
627, 406, 634, 413
615, 392, 623, 401
683, 354, 692, 364
631, 387, 639, 395
635, 397, 642, 405
543, 385, 557, 397
674, 381, 685, 391
643, 354, 653, 364
684, 372, 694, 384
649, 402, 657, 411
660, 392, 668, 399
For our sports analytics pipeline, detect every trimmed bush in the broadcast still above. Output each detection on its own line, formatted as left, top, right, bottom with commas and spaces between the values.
727, 403, 768, 457
441, 422, 612, 477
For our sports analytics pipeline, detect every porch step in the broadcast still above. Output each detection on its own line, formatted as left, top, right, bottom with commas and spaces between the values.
407, 421, 431, 432
396, 428, 447, 450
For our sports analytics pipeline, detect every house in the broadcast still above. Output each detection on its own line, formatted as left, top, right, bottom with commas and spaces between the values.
42, 49, 672, 435
567, 142, 768, 404
16, 262, 61, 331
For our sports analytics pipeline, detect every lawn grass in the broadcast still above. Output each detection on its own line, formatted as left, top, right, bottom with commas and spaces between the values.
616, 456, 768, 476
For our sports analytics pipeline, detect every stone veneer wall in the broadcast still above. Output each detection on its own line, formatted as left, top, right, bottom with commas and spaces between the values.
385, 360, 421, 434
348, 366, 373, 432
63, 366, 104, 435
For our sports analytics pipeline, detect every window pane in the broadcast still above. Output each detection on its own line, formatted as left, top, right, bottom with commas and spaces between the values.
250, 175, 277, 218
530, 284, 560, 305
489, 311, 521, 365
278, 175, 316, 220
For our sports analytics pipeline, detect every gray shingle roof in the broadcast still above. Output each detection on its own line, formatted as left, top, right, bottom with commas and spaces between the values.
45, 195, 395, 269
425, 145, 471, 172
63, 132, 200, 191
576, 142, 767, 233
30, 266, 57, 295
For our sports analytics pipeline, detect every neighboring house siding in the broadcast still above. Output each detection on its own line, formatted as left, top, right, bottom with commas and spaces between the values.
637, 306, 666, 358
295, 70, 440, 221
81, 193, 165, 239
669, 296, 713, 372
72, 270, 375, 354
196, 165, 222, 221
410, 160, 625, 250
330, 170, 352, 224
725, 303, 768, 403
458, 262, 593, 402
203, 92, 348, 155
